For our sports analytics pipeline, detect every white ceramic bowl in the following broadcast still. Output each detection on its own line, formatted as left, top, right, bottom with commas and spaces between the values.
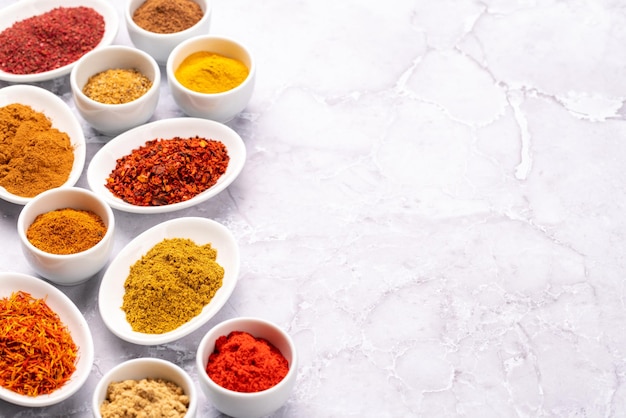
0, 85, 86, 205
86, 117, 246, 214
17, 187, 115, 285
70, 45, 161, 136
0, 272, 94, 407
0, 0, 118, 83
167, 35, 255, 122
92, 357, 197, 418
126, 0, 212, 65
98, 217, 240, 345
196, 317, 298, 418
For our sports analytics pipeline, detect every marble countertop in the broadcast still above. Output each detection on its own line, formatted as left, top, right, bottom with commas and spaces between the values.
2, 0, 626, 416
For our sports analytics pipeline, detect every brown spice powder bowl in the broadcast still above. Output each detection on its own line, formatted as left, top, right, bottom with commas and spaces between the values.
125, 0, 212, 65
196, 317, 298, 418
17, 187, 115, 286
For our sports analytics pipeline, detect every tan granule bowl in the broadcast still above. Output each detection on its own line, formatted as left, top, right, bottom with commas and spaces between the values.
92, 357, 198, 418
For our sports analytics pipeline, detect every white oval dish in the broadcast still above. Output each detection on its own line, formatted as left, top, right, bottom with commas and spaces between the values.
0, 272, 95, 407
98, 217, 240, 345
86, 117, 246, 214
0, 0, 119, 83
0, 84, 86, 205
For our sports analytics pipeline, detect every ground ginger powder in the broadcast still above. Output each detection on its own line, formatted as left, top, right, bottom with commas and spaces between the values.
100, 378, 189, 418
122, 238, 224, 334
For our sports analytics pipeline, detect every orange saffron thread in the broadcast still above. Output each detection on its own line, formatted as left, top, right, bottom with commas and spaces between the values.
0, 291, 78, 396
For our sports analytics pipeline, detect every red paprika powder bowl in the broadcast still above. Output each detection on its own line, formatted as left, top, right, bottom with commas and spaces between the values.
196, 317, 298, 418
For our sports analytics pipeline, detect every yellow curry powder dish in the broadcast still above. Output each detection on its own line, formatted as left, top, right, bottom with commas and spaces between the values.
122, 238, 224, 334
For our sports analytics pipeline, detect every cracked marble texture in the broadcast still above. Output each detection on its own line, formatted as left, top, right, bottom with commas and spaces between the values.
2, 0, 626, 416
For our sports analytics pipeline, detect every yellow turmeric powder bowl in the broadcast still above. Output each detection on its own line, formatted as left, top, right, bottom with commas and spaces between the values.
167, 35, 256, 123
17, 187, 115, 286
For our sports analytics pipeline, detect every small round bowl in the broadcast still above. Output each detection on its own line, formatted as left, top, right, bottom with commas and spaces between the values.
70, 45, 161, 136
167, 35, 256, 123
196, 317, 298, 418
17, 187, 115, 285
0, 272, 95, 407
93, 357, 197, 418
126, 0, 212, 65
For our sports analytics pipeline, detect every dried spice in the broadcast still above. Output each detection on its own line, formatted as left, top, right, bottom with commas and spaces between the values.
105, 136, 229, 206
207, 331, 289, 393
0, 291, 78, 396
26, 208, 107, 255
0, 7, 105, 75
101, 378, 189, 418
122, 238, 224, 334
175, 51, 249, 94
83, 68, 153, 104
0, 103, 74, 198
133, 0, 204, 34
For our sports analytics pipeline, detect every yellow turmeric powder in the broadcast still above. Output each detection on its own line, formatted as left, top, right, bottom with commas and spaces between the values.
174, 51, 249, 93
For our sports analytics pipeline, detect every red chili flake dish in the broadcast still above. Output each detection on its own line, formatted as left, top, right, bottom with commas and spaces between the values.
106, 136, 230, 206
0, 7, 105, 75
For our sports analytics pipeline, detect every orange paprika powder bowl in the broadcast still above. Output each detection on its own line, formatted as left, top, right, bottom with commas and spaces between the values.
17, 187, 115, 286
195, 317, 298, 418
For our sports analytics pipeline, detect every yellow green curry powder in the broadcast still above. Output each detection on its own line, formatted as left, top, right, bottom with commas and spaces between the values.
122, 237, 224, 334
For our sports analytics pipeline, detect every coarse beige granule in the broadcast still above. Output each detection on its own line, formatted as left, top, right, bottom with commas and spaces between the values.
100, 378, 189, 418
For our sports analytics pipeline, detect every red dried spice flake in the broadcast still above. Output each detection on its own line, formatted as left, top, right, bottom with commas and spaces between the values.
0, 7, 105, 75
106, 136, 230, 206
0, 291, 78, 396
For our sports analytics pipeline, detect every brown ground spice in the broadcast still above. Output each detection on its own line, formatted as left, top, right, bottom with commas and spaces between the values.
132, 0, 203, 34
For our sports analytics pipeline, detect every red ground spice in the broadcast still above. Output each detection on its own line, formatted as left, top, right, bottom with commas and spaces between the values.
206, 331, 289, 393
0, 7, 105, 75
105, 136, 230, 206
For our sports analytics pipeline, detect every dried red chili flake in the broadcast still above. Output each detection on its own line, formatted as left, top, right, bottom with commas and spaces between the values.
106, 136, 230, 206
0, 7, 105, 75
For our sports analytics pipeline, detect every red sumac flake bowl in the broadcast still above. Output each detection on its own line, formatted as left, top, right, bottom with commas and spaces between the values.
196, 317, 298, 418
0, 0, 119, 83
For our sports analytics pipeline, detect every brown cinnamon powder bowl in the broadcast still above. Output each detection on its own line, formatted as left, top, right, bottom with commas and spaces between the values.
125, 0, 212, 65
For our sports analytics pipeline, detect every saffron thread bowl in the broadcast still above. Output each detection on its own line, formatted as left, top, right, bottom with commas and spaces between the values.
92, 357, 198, 418
0, 84, 86, 205
0, 0, 119, 83
125, 0, 212, 65
97, 217, 240, 345
86, 117, 246, 214
196, 317, 298, 418
0, 272, 95, 407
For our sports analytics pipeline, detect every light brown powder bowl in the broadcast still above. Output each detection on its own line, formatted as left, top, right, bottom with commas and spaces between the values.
92, 357, 197, 418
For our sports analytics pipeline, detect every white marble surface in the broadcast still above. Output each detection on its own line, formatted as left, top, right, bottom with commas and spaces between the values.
2, 0, 626, 416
